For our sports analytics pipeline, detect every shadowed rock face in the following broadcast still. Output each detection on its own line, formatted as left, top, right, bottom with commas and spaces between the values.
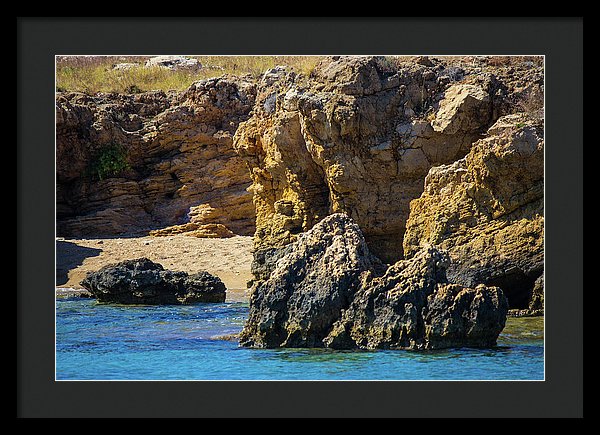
403, 113, 544, 309
239, 214, 508, 350
56, 77, 257, 237
233, 55, 543, 271
80, 258, 226, 304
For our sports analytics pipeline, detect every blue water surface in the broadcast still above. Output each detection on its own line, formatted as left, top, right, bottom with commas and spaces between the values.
56, 298, 544, 380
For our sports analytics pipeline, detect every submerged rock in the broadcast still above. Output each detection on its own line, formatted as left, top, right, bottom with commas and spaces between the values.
80, 258, 226, 304
239, 214, 508, 350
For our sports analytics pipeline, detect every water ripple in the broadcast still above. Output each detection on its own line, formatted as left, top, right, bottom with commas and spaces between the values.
56, 298, 544, 380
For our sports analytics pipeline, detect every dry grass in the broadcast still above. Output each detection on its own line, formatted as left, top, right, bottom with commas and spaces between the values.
56, 55, 325, 94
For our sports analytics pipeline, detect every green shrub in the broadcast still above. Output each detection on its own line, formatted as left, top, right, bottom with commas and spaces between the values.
87, 143, 130, 180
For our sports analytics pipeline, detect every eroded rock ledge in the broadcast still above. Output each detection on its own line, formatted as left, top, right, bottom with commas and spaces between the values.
239, 214, 508, 350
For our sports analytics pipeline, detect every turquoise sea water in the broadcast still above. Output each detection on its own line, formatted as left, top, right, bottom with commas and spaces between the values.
56, 298, 544, 380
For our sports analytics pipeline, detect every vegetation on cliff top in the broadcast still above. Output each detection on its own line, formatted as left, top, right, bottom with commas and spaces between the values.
56, 55, 543, 103
56, 55, 325, 94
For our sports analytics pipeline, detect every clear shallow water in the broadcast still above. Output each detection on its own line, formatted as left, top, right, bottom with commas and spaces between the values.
56, 298, 544, 380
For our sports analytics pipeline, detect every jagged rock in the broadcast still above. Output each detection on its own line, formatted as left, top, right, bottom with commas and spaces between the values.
325, 248, 507, 350
56, 77, 256, 237
233, 55, 540, 267
250, 245, 294, 282
239, 214, 508, 350
403, 114, 544, 309
145, 55, 202, 71
415, 56, 435, 67
239, 214, 382, 348
80, 258, 226, 304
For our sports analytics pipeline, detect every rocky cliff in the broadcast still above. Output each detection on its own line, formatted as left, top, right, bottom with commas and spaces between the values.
56, 55, 544, 312
56, 77, 257, 237
403, 113, 544, 309
233, 55, 543, 273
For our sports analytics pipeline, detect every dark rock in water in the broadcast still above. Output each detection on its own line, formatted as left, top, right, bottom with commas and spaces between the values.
423, 284, 507, 349
55, 288, 93, 298
239, 213, 383, 348
211, 333, 240, 341
80, 258, 226, 304
325, 248, 508, 350
239, 214, 508, 350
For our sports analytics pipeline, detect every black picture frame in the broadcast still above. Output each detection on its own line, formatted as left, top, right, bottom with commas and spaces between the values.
18, 17, 583, 418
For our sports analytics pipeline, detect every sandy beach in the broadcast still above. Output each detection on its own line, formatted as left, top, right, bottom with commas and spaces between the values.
56, 235, 254, 301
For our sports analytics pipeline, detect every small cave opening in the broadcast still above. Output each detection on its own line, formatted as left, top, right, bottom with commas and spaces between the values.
485, 267, 539, 309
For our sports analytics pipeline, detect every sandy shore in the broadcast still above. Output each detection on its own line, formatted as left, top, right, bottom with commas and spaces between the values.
56, 235, 254, 301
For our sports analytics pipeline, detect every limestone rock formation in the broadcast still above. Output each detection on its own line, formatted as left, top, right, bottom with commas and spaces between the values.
80, 258, 226, 304
403, 113, 544, 309
56, 77, 256, 237
233, 56, 541, 270
239, 214, 508, 350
